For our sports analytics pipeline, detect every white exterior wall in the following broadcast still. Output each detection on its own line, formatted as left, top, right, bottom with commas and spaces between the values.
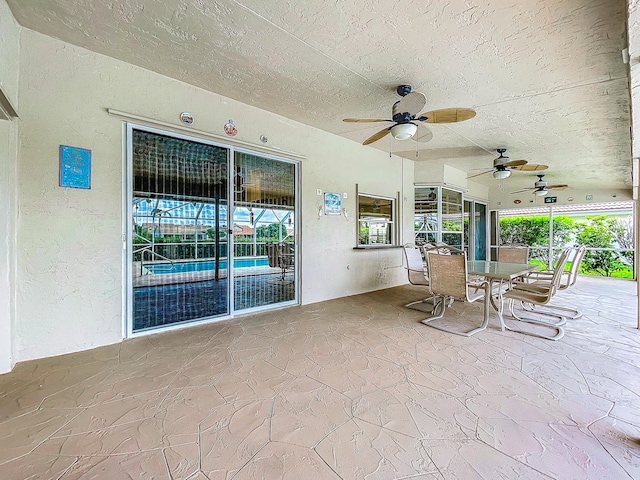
0, 0, 20, 373
11, 28, 414, 366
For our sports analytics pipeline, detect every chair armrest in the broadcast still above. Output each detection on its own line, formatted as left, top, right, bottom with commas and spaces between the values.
407, 267, 427, 274
525, 270, 553, 280
466, 279, 489, 303
511, 282, 551, 294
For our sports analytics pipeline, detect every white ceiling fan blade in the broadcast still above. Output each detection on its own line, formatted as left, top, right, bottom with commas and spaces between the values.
415, 126, 433, 143
395, 92, 426, 116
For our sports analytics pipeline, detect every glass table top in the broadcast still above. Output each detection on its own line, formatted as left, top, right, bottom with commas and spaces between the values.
467, 261, 538, 279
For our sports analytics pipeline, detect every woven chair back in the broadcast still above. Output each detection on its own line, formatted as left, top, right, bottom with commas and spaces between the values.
498, 245, 529, 264
427, 252, 468, 300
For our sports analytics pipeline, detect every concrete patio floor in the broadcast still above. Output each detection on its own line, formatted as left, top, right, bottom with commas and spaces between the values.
0, 276, 638, 479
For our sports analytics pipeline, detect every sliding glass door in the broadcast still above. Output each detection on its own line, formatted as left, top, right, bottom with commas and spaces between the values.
464, 200, 487, 260
127, 126, 298, 334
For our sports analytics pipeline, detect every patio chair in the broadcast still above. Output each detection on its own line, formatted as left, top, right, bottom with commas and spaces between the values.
420, 251, 490, 337
424, 242, 465, 256
501, 247, 572, 340
266, 242, 294, 283
514, 245, 586, 319
422, 243, 473, 296
402, 243, 435, 309
495, 244, 530, 291
498, 245, 529, 264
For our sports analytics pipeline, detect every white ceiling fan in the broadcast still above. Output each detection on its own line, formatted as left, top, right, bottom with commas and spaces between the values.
467, 148, 548, 180
510, 174, 570, 196
343, 85, 476, 146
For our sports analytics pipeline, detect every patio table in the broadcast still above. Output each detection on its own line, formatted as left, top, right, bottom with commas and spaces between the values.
467, 260, 540, 335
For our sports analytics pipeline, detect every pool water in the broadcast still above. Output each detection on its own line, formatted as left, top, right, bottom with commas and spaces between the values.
146, 258, 269, 274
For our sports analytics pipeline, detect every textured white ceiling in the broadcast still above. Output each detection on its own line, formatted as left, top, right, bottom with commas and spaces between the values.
6, 0, 632, 194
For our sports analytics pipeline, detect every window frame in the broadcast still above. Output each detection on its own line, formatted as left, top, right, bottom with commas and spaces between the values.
356, 190, 398, 247
414, 185, 465, 250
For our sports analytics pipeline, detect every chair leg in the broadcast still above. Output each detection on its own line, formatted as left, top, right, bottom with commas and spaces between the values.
501, 299, 565, 341
419, 296, 446, 322
521, 302, 582, 319
405, 296, 436, 307
420, 293, 490, 337
509, 301, 566, 326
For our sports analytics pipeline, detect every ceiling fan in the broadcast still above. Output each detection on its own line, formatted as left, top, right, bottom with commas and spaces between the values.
343, 85, 476, 145
467, 148, 548, 180
510, 174, 570, 196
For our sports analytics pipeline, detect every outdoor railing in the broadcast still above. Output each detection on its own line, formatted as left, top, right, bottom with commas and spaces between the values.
132, 240, 294, 262
491, 245, 634, 278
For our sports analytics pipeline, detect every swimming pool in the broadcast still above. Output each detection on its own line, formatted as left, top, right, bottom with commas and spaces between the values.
145, 258, 269, 274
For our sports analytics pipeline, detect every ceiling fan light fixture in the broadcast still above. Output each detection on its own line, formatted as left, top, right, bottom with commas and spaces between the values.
390, 122, 418, 140
534, 189, 548, 196
493, 169, 511, 180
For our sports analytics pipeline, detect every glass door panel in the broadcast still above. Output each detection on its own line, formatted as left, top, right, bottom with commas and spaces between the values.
233, 152, 297, 310
463, 200, 472, 257
474, 202, 487, 260
130, 128, 229, 332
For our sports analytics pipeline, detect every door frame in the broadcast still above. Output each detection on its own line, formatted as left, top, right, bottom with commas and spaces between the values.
123, 123, 300, 338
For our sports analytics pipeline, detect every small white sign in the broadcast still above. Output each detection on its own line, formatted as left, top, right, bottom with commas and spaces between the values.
324, 192, 342, 215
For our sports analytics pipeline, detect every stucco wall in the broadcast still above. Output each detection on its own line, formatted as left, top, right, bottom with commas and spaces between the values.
0, 0, 20, 102
13, 28, 414, 365
0, 0, 20, 373
414, 161, 490, 202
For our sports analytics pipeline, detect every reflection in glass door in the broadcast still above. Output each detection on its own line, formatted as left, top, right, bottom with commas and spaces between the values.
233, 152, 297, 311
129, 127, 229, 333
128, 127, 299, 334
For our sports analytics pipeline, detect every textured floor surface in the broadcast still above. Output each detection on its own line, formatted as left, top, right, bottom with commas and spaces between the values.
0, 276, 638, 479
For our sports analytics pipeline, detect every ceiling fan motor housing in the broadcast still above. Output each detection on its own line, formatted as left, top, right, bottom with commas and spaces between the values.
534, 175, 548, 188
396, 85, 412, 97
493, 155, 510, 167
392, 102, 413, 123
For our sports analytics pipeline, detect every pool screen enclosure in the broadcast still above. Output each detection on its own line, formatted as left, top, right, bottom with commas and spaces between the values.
128, 127, 297, 333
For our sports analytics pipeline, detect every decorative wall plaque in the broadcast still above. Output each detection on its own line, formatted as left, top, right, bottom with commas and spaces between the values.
59, 145, 91, 189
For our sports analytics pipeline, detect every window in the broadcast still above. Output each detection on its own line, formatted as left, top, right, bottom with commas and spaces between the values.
358, 193, 396, 246
414, 187, 438, 246
414, 186, 464, 250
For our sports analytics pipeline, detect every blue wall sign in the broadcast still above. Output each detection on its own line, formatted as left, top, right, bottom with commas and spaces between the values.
60, 145, 91, 189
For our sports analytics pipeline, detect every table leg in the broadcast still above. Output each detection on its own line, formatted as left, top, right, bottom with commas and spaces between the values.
497, 280, 507, 331
488, 278, 507, 332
